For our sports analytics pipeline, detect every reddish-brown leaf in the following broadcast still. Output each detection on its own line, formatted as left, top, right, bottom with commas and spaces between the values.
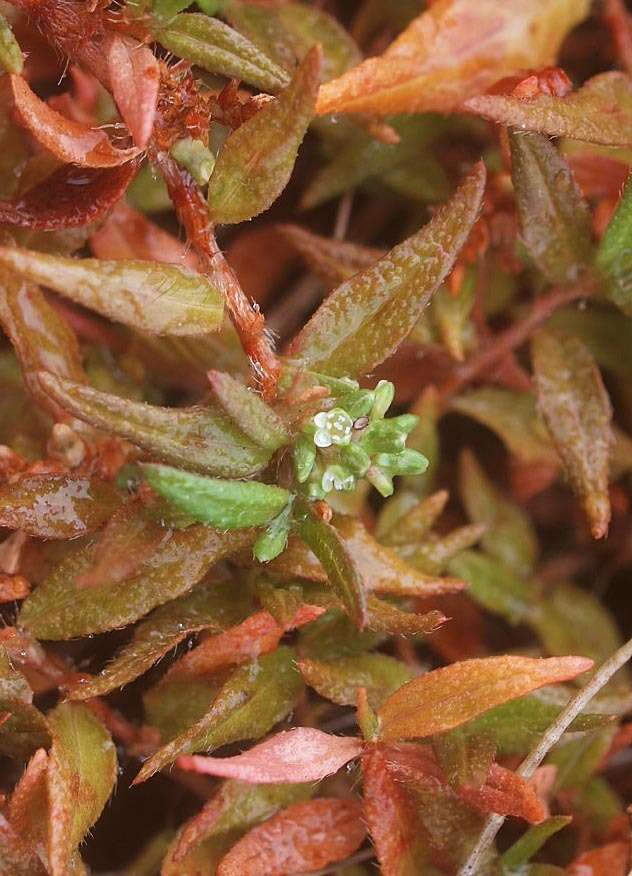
9, 74, 139, 168
177, 728, 362, 783
458, 763, 547, 824
0, 160, 139, 230
216, 798, 367, 876
106, 35, 159, 149
567, 842, 630, 876
378, 655, 593, 741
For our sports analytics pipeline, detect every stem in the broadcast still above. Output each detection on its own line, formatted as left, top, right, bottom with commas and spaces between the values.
458, 636, 632, 876
152, 151, 281, 398
440, 283, 592, 400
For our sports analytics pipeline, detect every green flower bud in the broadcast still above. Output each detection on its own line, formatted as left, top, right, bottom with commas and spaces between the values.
170, 137, 216, 186
361, 420, 407, 454
339, 442, 371, 476
293, 434, 317, 483
370, 379, 395, 420
253, 498, 294, 563
374, 449, 429, 475
367, 465, 394, 497
387, 414, 419, 435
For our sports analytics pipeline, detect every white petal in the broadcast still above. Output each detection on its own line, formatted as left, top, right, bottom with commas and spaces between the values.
314, 430, 332, 448
314, 412, 329, 428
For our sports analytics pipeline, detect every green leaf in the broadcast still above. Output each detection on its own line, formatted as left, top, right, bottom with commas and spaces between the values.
0, 647, 50, 758
0, 246, 223, 335
207, 46, 321, 225
207, 370, 289, 451
297, 609, 384, 660
448, 550, 535, 625
19, 526, 254, 639
134, 645, 303, 782
37, 372, 273, 477
597, 172, 632, 315
459, 450, 538, 578
0, 474, 122, 539
298, 654, 411, 709
47, 703, 117, 876
509, 132, 594, 285
432, 270, 477, 361
65, 580, 251, 699
142, 464, 291, 529
548, 727, 616, 790
502, 817, 572, 873
287, 162, 486, 378
224, 0, 360, 81
294, 503, 367, 629
450, 388, 556, 463
0, 13, 23, 74
466, 72, 632, 146
531, 327, 613, 538
154, 13, 289, 92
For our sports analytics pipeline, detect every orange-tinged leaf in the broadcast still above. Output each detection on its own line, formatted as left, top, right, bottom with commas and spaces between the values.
9, 74, 139, 168
177, 727, 362, 783
378, 655, 593, 741
316, 0, 590, 116
216, 798, 366, 876
531, 328, 613, 538
458, 763, 547, 824
106, 35, 159, 149
466, 72, 632, 146
567, 842, 630, 876
287, 163, 486, 378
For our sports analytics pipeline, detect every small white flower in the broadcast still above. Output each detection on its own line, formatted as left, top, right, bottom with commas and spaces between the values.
322, 465, 356, 493
312, 408, 353, 448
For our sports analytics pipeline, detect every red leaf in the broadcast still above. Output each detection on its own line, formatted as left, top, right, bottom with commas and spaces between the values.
458, 764, 547, 824
90, 202, 199, 268
0, 160, 139, 230
9, 74, 139, 167
177, 727, 362, 783
216, 798, 367, 876
362, 746, 422, 876
106, 36, 159, 149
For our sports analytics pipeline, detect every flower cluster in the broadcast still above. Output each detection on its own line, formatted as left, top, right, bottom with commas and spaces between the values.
292, 377, 429, 501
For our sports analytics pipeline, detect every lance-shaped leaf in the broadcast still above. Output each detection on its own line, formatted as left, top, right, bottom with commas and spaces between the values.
531, 328, 613, 538
135, 646, 303, 782
171, 781, 312, 865
459, 450, 538, 578
153, 13, 289, 92
37, 372, 273, 477
459, 763, 547, 824
294, 504, 367, 630
207, 370, 288, 451
0, 647, 50, 759
224, 0, 360, 82
502, 816, 572, 872
335, 516, 465, 598
448, 550, 535, 626
90, 202, 198, 267
46, 703, 117, 876
207, 46, 321, 225
0, 246, 223, 336
65, 580, 251, 699
509, 132, 594, 285
287, 163, 486, 377
299, 654, 411, 709
0, 160, 139, 230
19, 526, 254, 639
215, 798, 366, 876
0, 474, 122, 539
597, 173, 632, 315
367, 597, 446, 636
142, 465, 291, 529
0, 13, 22, 74
177, 727, 362, 783
466, 72, 632, 147
316, 0, 589, 116
0, 278, 85, 419
377, 654, 593, 741
8, 75, 139, 168
279, 223, 384, 286
106, 35, 159, 149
